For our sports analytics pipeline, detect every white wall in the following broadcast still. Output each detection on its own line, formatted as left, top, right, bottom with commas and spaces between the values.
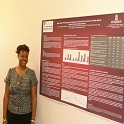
0, 0, 124, 124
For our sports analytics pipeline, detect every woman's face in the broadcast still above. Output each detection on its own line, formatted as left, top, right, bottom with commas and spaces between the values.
18, 50, 29, 67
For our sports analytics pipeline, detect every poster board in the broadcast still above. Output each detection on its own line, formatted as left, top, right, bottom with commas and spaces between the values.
40, 12, 124, 123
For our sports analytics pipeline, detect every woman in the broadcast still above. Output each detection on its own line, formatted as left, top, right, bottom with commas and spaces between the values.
3, 44, 38, 124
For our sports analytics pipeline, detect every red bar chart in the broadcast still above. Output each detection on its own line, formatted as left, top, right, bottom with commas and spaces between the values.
63, 49, 89, 65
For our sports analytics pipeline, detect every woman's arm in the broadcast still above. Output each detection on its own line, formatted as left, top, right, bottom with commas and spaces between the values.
31, 85, 37, 123
3, 83, 9, 123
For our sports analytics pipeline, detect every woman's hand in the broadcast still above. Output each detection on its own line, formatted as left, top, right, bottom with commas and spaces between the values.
3, 120, 7, 124
30, 119, 35, 124
31, 122, 35, 124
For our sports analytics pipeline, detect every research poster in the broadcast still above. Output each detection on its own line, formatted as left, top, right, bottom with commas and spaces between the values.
40, 13, 124, 123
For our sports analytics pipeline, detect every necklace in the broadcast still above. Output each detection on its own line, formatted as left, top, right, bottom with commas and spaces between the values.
17, 75, 22, 84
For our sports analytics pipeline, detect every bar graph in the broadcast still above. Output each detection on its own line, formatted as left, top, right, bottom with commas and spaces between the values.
63, 49, 89, 65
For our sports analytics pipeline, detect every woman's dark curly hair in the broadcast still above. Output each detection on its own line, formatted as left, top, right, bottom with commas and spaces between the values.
16, 44, 30, 54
